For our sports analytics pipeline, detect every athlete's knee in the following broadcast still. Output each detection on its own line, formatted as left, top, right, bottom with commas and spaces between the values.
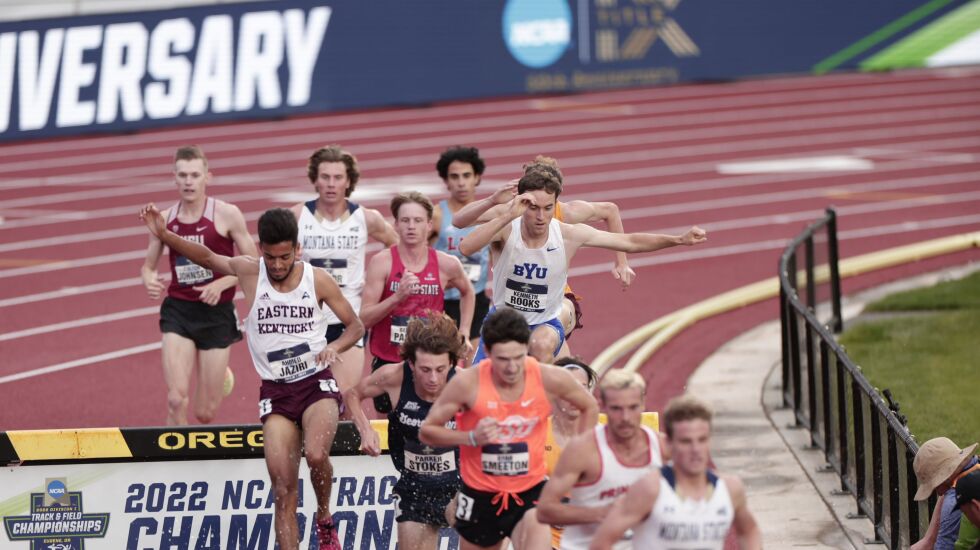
194, 404, 216, 424
529, 331, 558, 361
305, 447, 332, 471
167, 389, 188, 412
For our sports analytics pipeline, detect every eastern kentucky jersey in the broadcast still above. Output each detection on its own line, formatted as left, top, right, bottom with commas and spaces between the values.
166, 197, 235, 303
388, 362, 460, 488
245, 261, 330, 382
491, 218, 566, 325
560, 424, 663, 550
298, 200, 368, 324
632, 466, 734, 550
435, 200, 489, 297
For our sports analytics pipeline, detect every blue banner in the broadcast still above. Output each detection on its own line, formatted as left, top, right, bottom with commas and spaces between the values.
0, 0, 969, 141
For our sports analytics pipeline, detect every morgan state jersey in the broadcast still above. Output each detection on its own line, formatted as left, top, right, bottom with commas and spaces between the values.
245, 261, 331, 382
491, 218, 566, 325
298, 200, 368, 324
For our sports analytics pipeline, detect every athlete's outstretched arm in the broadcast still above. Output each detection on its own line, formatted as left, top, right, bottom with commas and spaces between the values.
451, 180, 517, 228
140, 212, 168, 299
589, 472, 659, 550
726, 475, 762, 550
347, 362, 403, 457
139, 203, 236, 276
561, 200, 634, 287
542, 365, 599, 433
566, 223, 707, 255
457, 193, 531, 257
314, 268, 364, 357
419, 369, 478, 447
537, 435, 610, 525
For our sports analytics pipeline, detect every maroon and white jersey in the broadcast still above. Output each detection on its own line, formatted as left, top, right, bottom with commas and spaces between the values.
368, 247, 444, 363
166, 197, 235, 303
560, 424, 663, 550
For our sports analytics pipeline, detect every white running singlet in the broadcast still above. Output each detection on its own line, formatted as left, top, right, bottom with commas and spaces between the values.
632, 466, 734, 550
245, 261, 330, 382
297, 201, 368, 324
560, 425, 663, 550
491, 218, 566, 325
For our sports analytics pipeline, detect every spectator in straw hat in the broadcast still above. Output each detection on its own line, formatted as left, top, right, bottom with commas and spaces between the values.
910, 437, 978, 550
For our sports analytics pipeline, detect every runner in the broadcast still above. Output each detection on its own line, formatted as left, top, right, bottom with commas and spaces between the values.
419, 308, 598, 549
589, 395, 762, 550
140, 145, 257, 425
348, 312, 466, 549
140, 205, 362, 550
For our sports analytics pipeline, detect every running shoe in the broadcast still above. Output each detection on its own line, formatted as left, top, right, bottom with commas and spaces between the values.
315, 517, 340, 550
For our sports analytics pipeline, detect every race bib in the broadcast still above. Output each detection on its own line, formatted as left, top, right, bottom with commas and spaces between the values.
175, 255, 213, 286
503, 279, 547, 313
390, 315, 409, 345
462, 261, 482, 283
481, 442, 530, 477
404, 440, 456, 475
266, 342, 316, 382
310, 258, 348, 286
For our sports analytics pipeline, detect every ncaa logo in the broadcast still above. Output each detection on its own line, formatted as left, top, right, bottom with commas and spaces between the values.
502, 0, 572, 68
44, 478, 69, 505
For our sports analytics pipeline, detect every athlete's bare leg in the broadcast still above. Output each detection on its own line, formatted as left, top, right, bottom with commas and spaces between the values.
397, 521, 439, 550
263, 414, 303, 550
510, 508, 551, 550
162, 332, 197, 425
330, 346, 364, 419
528, 324, 561, 363
302, 398, 340, 527
194, 347, 231, 423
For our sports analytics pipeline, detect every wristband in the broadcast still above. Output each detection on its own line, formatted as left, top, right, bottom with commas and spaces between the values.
468, 430, 477, 446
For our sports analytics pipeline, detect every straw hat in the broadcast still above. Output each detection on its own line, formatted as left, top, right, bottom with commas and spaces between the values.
913, 437, 978, 501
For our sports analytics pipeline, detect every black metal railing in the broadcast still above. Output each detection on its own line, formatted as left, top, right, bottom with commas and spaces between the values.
779, 207, 931, 548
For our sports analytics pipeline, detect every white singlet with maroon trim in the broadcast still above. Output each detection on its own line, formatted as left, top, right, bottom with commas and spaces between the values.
632, 466, 734, 550
491, 218, 566, 325
560, 424, 662, 550
245, 261, 330, 382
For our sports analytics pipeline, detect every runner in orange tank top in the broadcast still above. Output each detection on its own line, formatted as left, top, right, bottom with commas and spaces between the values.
421, 308, 598, 550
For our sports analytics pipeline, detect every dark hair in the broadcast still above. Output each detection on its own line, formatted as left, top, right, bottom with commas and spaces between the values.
174, 145, 208, 169
662, 394, 713, 439
391, 191, 434, 219
517, 169, 562, 198
307, 145, 359, 196
553, 356, 598, 390
436, 146, 486, 180
480, 308, 530, 350
257, 208, 298, 246
400, 312, 466, 366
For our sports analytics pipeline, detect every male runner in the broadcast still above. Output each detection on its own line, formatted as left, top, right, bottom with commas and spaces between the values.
292, 145, 398, 396
140, 205, 363, 550
459, 170, 706, 363
349, 312, 466, 549
419, 308, 598, 550
431, 146, 492, 351
537, 370, 667, 549
140, 145, 257, 425
590, 395, 762, 550
360, 191, 475, 413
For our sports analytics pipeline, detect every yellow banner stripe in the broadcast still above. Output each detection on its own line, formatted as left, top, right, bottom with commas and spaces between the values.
8, 428, 133, 460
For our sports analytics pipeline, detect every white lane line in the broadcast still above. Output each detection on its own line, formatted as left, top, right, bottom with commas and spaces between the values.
0, 306, 159, 342
0, 277, 147, 308
7, 212, 979, 385
0, 70, 964, 158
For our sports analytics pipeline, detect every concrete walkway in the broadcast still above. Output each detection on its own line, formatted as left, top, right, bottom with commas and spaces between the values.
687, 263, 978, 548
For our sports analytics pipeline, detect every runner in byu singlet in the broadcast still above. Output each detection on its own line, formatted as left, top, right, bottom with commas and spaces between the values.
420, 309, 598, 550
292, 145, 398, 399
431, 146, 492, 352
139, 206, 363, 550
348, 313, 466, 549
140, 145, 257, 426
538, 370, 668, 550
361, 191, 475, 413
460, 170, 708, 363
589, 395, 761, 550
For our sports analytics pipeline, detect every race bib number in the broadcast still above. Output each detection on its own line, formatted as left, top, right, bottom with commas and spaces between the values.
503, 279, 547, 313
404, 441, 456, 475
175, 255, 213, 286
481, 442, 530, 477
463, 261, 482, 283
310, 258, 348, 286
390, 315, 409, 345
455, 493, 475, 521
266, 343, 316, 382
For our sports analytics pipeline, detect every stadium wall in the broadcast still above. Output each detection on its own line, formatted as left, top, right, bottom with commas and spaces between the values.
0, 0, 974, 142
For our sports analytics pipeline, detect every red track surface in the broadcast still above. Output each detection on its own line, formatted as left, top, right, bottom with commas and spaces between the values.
1, 68, 978, 430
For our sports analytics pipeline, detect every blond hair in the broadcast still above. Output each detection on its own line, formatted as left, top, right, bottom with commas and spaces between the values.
598, 369, 646, 401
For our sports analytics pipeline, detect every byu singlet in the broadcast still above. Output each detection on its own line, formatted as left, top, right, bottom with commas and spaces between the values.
491, 218, 567, 325
245, 261, 331, 381
297, 200, 368, 324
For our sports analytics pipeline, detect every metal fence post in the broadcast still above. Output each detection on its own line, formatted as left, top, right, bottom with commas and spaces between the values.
826, 207, 843, 333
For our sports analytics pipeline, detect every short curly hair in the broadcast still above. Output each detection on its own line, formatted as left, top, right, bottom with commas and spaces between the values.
307, 145, 359, 196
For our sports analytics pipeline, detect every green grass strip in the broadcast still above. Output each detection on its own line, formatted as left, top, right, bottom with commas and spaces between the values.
863, 0, 980, 70
812, 0, 957, 74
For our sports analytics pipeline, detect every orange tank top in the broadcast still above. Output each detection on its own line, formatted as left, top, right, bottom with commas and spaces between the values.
458, 358, 551, 495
